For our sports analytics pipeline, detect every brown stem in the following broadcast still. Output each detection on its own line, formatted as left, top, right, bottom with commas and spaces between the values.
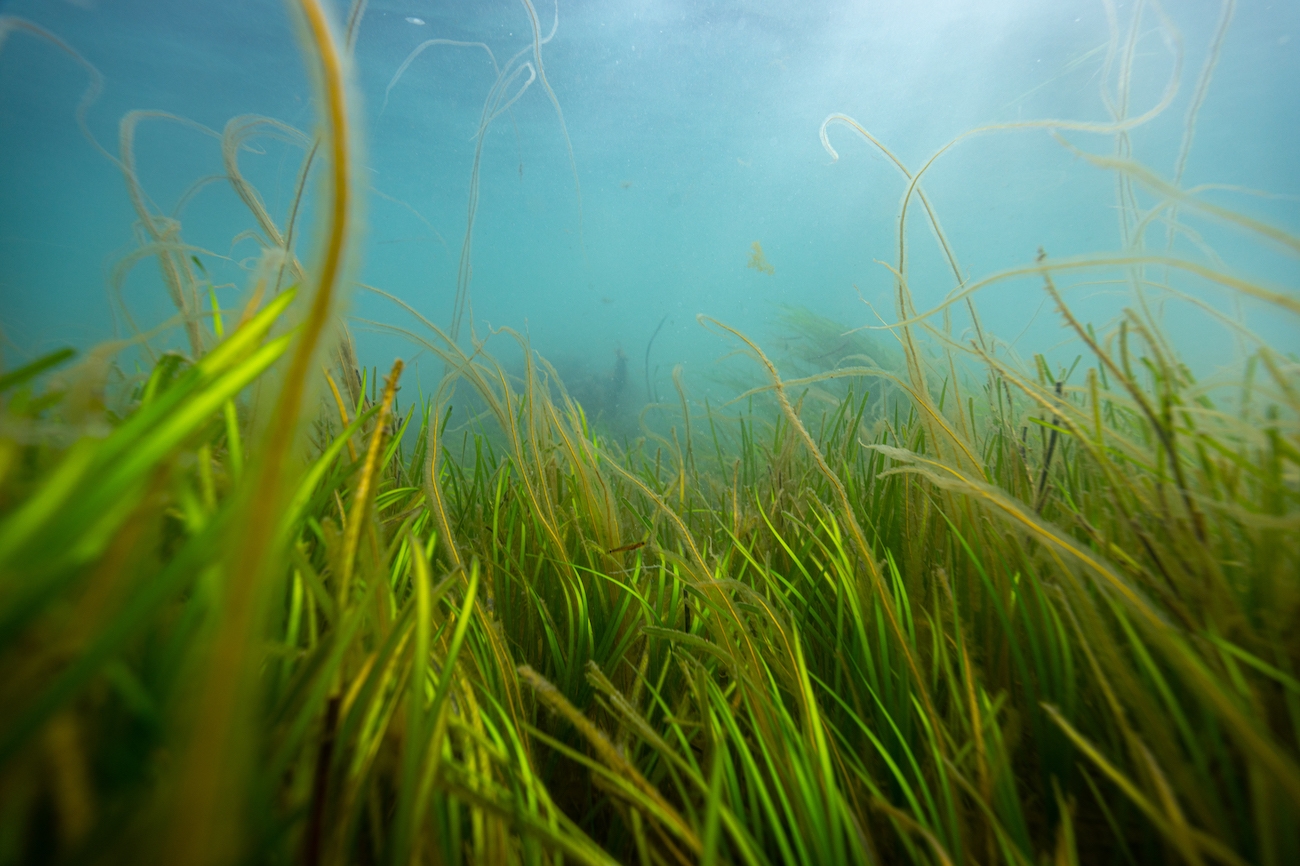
301, 695, 340, 866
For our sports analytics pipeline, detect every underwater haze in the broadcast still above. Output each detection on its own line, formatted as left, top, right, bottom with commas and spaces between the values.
2, 0, 1296, 408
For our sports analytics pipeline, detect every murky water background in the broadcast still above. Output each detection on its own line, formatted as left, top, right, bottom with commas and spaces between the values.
2, 0, 1297, 414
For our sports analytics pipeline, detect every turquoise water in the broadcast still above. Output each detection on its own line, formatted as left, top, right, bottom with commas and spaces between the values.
1, 0, 1296, 409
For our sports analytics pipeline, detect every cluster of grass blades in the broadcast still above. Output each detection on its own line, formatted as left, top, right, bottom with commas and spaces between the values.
5, 257, 1296, 864
2, 0, 1298, 864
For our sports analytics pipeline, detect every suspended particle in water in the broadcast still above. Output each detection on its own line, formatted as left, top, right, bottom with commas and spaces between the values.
406, 16, 426, 25
746, 241, 774, 275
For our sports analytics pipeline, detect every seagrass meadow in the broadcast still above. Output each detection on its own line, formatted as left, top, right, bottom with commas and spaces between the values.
1, 1, 1298, 865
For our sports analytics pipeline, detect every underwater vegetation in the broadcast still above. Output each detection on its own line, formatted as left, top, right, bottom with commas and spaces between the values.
381, 0, 583, 343
746, 242, 774, 276
545, 345, 635, 441
1, 2, 1299, 866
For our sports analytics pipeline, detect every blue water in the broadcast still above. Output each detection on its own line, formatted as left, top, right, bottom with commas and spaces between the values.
2, 0, 1297, 408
